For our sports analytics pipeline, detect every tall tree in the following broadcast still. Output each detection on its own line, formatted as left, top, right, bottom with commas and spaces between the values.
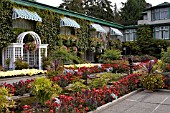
120, 0, 146, 25
112, 3, 121, 24
84, 0, 114, 22
59, 0, 85, 13
59, 0, 114, 22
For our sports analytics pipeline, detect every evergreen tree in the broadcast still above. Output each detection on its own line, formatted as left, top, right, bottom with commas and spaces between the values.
59, 0, 114, 22
84, 0, 114, 22
113, 3, 121, 24
120, 0, 146, 25
59, 0, 85, 13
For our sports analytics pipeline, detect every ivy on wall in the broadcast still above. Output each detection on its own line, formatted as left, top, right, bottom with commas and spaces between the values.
0, 0, 14, 49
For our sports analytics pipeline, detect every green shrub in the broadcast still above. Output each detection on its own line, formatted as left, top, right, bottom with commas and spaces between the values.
90, 77, 107, 88
42, 56, 51, 70
141, 74, 164, 91
30, 77, 62, 104
102, 73, 121, 83
68, 82, 89, 93
5, 58, 10, 70
100, 49, 121, 63
0, 87, 15, 112
161, 47, 170, 64
15, 58, 29, 70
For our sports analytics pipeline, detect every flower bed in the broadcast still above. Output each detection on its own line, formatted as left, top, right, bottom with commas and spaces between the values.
0, 69, 46, 78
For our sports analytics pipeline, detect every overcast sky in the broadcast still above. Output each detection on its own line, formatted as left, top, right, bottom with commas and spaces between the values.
36, 0, 170, 9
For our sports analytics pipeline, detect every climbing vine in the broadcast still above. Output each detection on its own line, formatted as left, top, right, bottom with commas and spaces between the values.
0, 0, 14, 49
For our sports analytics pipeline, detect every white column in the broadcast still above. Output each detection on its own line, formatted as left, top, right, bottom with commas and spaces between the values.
21, 45, 23, 60
13, 47, 15, 70
27, 50, 29, 65
38, 47, 41, 70
2, 48, 4, 68
45, 47, 47, 57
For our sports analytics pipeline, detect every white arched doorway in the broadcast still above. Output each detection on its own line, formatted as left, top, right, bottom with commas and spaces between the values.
2, 31, 48, 70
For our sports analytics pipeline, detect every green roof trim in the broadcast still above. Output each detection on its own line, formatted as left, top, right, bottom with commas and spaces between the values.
146, 2, 170, 11
12, 0, 124, 29
124, 25, 139, 29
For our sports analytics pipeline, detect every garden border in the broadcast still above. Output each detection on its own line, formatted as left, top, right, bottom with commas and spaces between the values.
88, 88, 143, 113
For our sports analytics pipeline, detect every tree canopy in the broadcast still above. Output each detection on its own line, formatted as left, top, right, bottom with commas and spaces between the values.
59, 0, 147, 24
120, 0, 146, 25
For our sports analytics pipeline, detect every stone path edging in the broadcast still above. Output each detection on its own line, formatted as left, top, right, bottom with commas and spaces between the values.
88, 88, 143, 113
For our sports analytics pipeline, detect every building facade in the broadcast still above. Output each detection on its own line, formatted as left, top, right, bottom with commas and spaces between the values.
0, 0, 124, 69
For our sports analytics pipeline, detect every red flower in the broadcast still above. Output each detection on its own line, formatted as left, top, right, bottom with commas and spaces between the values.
50, 110, 54, 113
85, 107, 89, 111
22, 105, 31, 110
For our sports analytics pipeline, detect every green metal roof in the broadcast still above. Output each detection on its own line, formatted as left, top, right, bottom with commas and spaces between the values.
12, 0, 124, 29
146, 2, 170, 10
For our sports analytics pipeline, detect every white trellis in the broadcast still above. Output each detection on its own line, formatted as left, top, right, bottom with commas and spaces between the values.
2, 31, 48, 70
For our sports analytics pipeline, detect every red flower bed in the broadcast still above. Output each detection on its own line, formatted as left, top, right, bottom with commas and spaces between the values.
48, 74, 141, 113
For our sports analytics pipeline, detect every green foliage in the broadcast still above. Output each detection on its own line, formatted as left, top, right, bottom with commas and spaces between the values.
137, 25, 153, 54
152, 60, 163, 73
100, 49, 121, 63
120, 0, 146, 25
161, 47, 170, 64
30, 77, 62, 104
0, 0, 15, 49
102, 73, 121, 83
141, 74, 164, 91
90, 77, 107, 88
35, 10, 60, 53
15, 58, 29, 70
61, 0, 115, 22
42, 56, 51, 70
124, 25, 170, 58
68, 82, 89, 93
123, 41, 141, 55
5, 58, 10, 70
0, 87, 15, 112
52, 46, 80, 64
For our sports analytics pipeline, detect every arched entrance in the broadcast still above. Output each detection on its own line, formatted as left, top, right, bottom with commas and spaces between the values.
2, 31, 48, 70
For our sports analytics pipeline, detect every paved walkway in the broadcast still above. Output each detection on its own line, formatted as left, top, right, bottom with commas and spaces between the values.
100, 90, 170, 113
0, 75, 44, 84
